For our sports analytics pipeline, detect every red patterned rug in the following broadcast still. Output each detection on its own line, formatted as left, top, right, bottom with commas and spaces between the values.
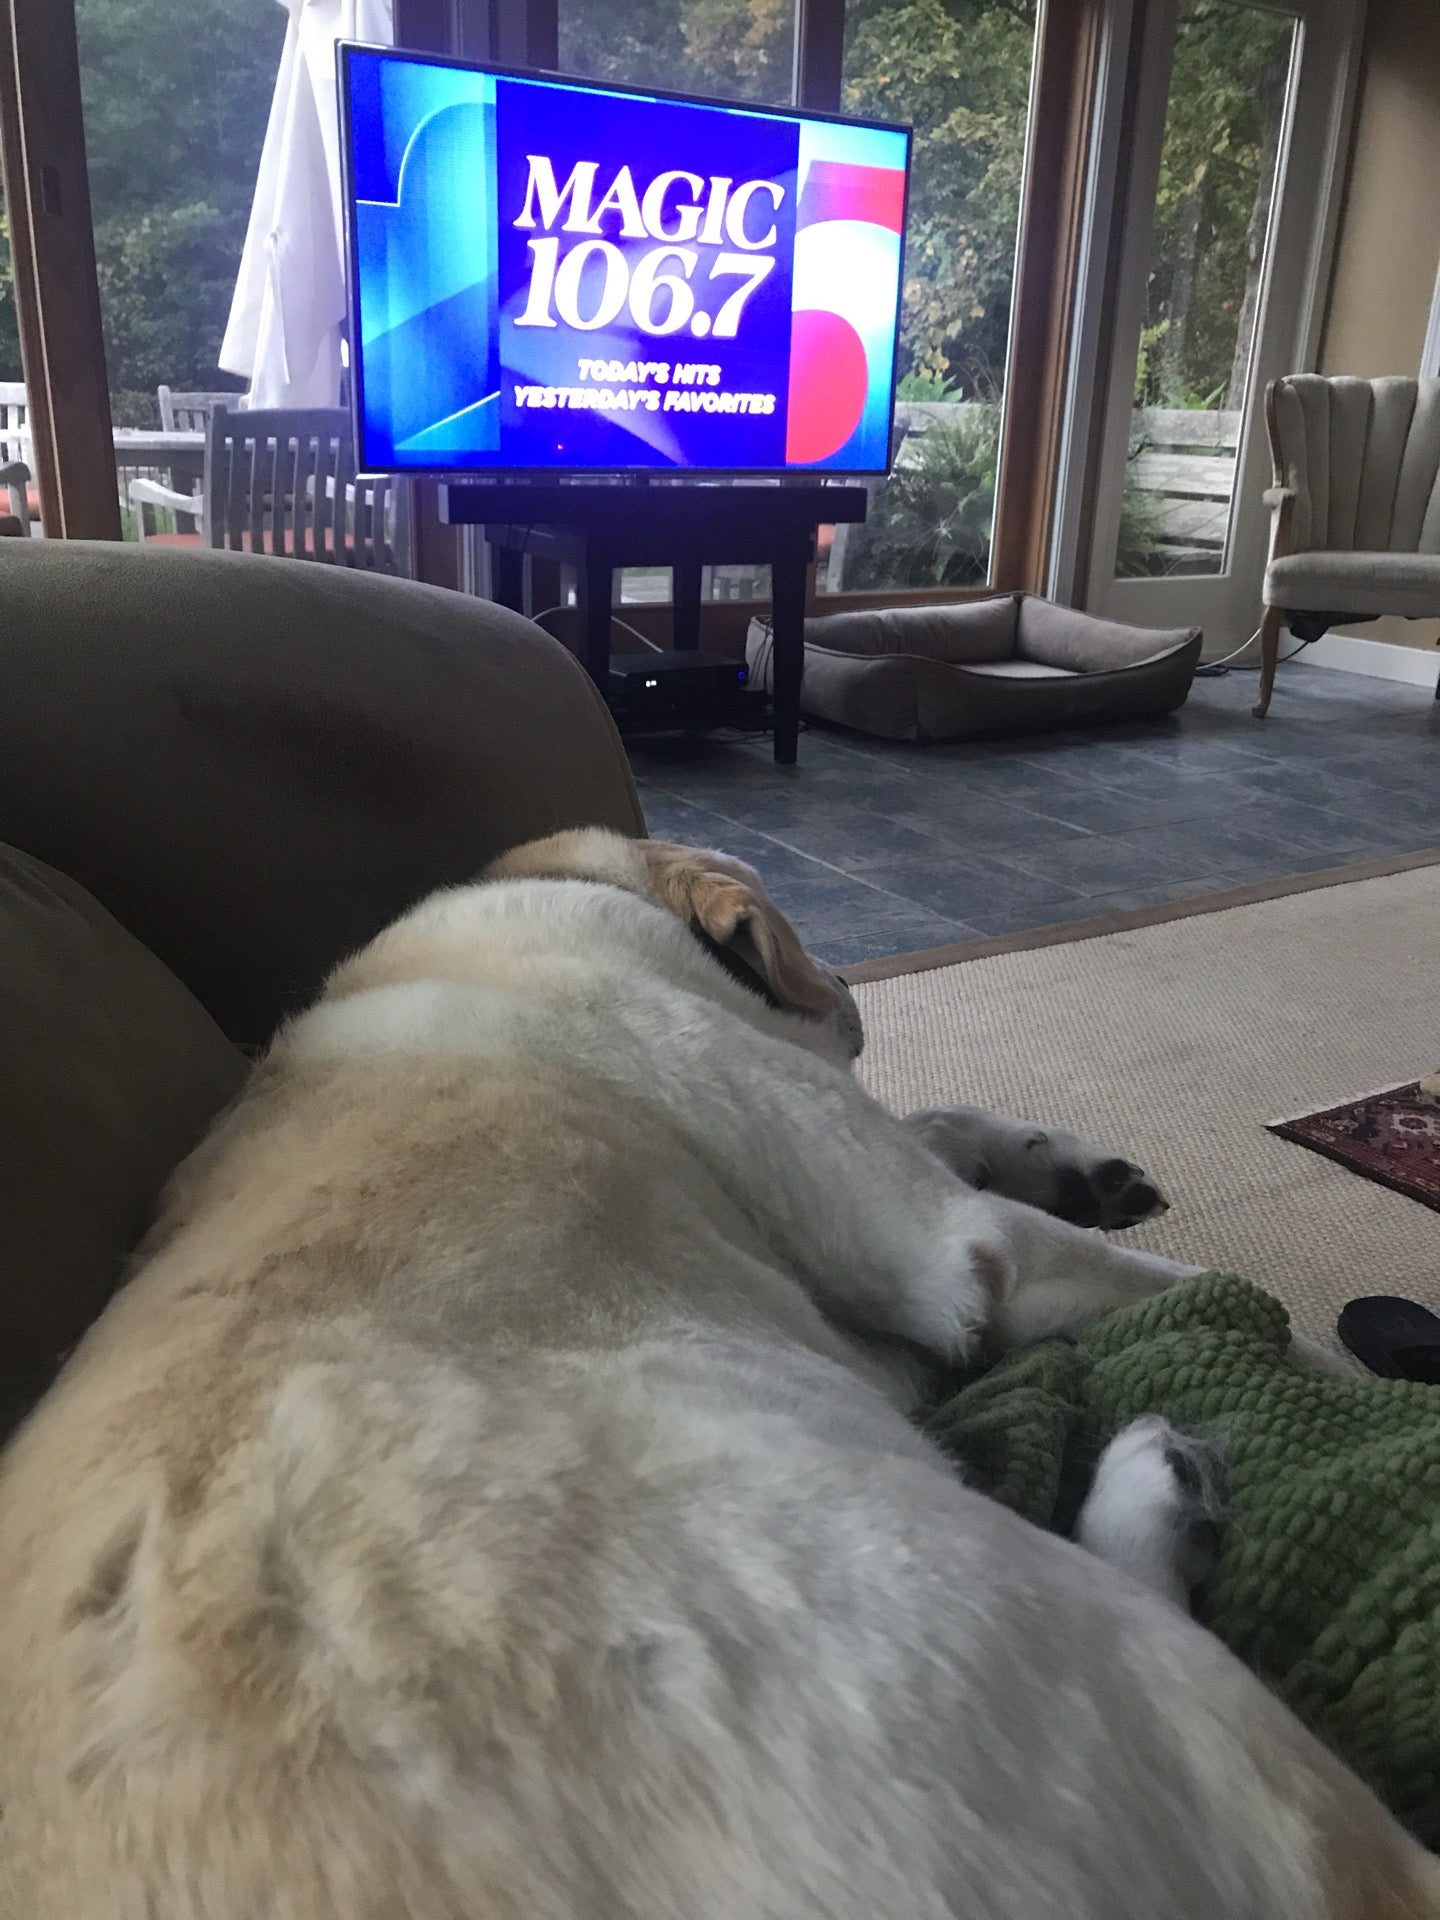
1269, 1080, 1440, 1213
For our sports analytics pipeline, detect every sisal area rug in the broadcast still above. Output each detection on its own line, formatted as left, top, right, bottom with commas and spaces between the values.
1269, 1080, 1440, 1213
844, 851, 1440, 1355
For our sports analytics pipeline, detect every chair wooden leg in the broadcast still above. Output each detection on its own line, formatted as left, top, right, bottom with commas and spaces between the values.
1252, 605, 1283, 718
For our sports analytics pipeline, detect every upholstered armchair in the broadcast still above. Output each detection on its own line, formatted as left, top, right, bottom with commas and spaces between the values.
1255, 374, 1440, 715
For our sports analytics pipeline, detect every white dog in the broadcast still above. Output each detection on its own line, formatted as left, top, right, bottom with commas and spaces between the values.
0, 829, 1434, 1919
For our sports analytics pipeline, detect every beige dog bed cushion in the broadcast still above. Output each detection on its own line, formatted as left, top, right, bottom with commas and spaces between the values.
746, 594, 1202, 743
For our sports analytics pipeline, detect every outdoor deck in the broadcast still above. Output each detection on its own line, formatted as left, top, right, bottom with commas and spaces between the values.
1126, 407, 1240, 574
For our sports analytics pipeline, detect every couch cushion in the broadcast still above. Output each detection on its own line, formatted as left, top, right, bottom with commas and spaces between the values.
0, 540, 644, 1049
961, 660, 1078, 679
1265, 548, 1440, 620
0, 844, 246, 1437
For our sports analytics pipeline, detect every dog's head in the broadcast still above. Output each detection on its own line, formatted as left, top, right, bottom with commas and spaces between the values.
486, 829, 864, 1060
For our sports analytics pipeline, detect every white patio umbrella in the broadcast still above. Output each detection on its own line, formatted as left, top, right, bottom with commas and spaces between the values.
220, 0, 392, 408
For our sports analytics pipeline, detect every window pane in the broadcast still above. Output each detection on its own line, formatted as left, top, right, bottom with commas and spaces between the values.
1116, 0, 1295, 579
74, 0, 281, 533
0, 186, 32, 531
557, 0, 791, 609
0, 192, 19, 390
819, 0, 1035, 593
0, 220, 34, 535
558, 0, 796, 105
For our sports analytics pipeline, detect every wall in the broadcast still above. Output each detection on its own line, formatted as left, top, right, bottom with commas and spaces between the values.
1320, 0, 1440, 651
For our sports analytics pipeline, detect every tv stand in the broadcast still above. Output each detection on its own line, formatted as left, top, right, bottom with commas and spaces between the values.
440, 482, 867, 765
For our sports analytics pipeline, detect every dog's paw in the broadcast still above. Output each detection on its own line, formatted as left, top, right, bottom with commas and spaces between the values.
1074, 1415, 1223, 1610
907, 1106, 1168, 1230
1048, 1147, 1167, 1231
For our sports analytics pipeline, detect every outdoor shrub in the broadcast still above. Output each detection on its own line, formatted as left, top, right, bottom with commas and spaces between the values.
843, 405, 1000, 590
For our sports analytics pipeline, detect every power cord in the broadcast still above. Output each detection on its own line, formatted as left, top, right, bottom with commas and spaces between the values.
528, 605, 666, 653
610, 611, 665, 653
1194, 626, 1262, 675
1195, 627, 1318, 677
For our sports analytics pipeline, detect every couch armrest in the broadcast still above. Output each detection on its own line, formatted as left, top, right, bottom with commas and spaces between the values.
0, 540, 644, 1049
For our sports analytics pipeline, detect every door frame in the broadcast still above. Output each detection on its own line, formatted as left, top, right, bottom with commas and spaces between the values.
1052, 0, 1364, 647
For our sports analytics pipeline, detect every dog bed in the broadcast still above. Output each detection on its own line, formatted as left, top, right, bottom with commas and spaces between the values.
745, 594, 1202, 742
919, 1272, 1440, 1844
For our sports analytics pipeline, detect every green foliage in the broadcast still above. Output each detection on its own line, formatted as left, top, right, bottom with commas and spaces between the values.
1114, 473, 1173, 579
1135, 0, 1291, 411
1132, 319, 1168, 411
0, 206, 18, 383
822, 0, 1032, 584
96, 203, 252, 424
895, 370, 962, 403
561, 0, 1033, 401
559, 0, 793, 102
843, 0, 1033, 395
843, 405, 999, 588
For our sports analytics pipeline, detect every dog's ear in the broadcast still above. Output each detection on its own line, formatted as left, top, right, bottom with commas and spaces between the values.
650, 852, 840, 1018
489, 833, 851, 1026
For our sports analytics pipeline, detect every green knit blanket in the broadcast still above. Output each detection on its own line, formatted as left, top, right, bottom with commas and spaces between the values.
919, 1272, 1440, 1844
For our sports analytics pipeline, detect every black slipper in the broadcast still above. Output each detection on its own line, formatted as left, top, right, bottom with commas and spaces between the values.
1337, 1295, 1440, 1383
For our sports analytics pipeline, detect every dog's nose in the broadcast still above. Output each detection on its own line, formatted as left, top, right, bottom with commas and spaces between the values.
1096, 1158, 1133, 1195
822, 967, 865, 1058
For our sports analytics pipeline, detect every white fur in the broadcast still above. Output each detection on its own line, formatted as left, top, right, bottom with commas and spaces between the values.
0, 851, 1432, 1920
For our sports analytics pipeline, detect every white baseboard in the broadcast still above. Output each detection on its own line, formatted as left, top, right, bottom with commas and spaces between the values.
1296, 630, 1440, 688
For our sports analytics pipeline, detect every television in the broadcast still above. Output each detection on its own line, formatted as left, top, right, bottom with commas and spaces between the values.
338, 46, 911, 478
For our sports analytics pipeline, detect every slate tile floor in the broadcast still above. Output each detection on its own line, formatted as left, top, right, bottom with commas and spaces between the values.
626, 664, 1440, 967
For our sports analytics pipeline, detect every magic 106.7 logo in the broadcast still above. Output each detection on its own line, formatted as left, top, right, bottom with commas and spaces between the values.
510, 157, 783, 341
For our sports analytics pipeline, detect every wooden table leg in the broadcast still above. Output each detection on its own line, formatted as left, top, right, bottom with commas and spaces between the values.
769, 537, 810, 766
578, 546, 614, 687
490, 539, 524, 613
1252, 604, 1282, 719
672, 560, 702, 650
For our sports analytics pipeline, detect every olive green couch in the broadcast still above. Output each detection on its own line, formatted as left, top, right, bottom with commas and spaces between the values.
0, 539, 643, 1435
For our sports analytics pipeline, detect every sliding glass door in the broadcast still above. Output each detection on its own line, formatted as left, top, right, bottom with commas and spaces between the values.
817, 0, 1038, 595
1077, 0, 1360, 647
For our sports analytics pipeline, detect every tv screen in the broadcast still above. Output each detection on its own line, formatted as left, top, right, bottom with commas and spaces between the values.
339, 46, 911, 477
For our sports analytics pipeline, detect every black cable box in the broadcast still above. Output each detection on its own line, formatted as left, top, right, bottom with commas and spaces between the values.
607, 650, 750, 700
605, 650, 766, 734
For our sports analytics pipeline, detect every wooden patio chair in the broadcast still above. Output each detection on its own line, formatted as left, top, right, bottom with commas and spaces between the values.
156, 386, 248, 433
0, 384, 36, 533
131, 406, 410, 574
0, 461, 30, 535
0, 380, 27, 461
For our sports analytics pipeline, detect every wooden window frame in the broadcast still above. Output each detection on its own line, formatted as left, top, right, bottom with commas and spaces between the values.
988, 0, 1105, 596
793, 0, 1107, 610
0, 0, 120, 539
